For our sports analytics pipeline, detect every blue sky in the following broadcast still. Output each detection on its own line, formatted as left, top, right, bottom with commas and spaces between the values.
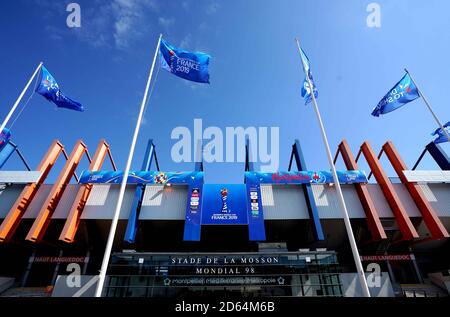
0, 0, 448, 183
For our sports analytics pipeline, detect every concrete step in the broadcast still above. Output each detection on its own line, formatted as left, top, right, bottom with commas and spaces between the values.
0, 287, 52, 297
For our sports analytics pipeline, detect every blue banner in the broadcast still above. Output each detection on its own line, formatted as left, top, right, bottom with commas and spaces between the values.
245, 170, 368, 185
432, 121, 450, 144
245, 182, 266, 241
201, 184, 248, 225
371, 72, 420, 117
79, 171, 203, 185
36, 66, 84, 112
159, 38, 210, 83
183, 182, 204, 241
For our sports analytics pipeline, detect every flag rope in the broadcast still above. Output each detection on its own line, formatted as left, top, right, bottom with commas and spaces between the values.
142, 62, 161, 121
9, 72, 40, 129
94, 34, 163, 297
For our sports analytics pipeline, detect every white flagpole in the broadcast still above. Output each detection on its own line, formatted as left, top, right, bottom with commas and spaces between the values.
95, 34, 163, 297
0, 62, 43, 133
295, 38, 371, 297
405, 68, 450, 143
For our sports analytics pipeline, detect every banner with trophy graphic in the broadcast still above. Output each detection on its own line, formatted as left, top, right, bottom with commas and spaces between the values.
201, 184, 248, 225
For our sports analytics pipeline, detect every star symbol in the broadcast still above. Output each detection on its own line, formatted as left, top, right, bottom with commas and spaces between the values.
164, 278, 171, 286
277, 277, 285, 285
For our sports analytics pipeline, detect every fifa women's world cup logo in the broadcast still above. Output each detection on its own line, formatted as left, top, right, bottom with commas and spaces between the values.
220, 188, 230, 213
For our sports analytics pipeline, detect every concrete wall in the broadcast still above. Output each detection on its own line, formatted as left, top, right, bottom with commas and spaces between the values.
0, 183, 448, 222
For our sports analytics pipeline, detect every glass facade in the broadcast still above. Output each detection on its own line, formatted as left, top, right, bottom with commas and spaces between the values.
105, 252, 343, 297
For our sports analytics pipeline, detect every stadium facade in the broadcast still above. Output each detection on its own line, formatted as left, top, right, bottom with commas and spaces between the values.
0, 137, 449, 298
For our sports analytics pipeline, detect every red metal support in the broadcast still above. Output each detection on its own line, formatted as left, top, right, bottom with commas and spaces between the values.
25, 140, 87, 243
360, 141, 419, 240
59, 139, 115, 243
336, 140, 387, 240
382, 141, 449, 239
0, 140, 64, 242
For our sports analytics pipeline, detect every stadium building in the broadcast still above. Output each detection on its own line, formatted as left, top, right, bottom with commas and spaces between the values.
0, 136, 449, 298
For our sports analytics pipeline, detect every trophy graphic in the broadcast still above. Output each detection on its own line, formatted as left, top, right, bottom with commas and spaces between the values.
220, 188, 229, 213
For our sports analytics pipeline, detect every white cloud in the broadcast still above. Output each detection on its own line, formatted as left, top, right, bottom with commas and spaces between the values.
158, 17, 175, 30
112, 0, 148, 49
38, 0, 159, 50
180, 33, 192, 48
206, 2, 220, 15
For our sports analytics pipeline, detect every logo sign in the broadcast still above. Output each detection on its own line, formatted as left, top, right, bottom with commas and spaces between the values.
246, 183, 266, 241
249, 190, 260, 216
201, 184, 248, 225
245, 170, 368, 185
189, 188, 200, 213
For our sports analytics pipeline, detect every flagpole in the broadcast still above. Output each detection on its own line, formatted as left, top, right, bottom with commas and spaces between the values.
94, 33, 163, 297
0, 62, 43, 133
404, 68, 450, 143
295, 38, 371, 297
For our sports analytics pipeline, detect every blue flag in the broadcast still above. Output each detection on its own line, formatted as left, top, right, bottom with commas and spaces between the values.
371, 72, 420, 117
159, 38, 210, 83
299, 47, 318, 105
431, 121, 450, 144
36, 66, 84, 112
0, 128, 11, 149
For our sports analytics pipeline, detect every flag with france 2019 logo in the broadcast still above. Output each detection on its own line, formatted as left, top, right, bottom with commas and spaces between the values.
371, 72, 420, 117
431, 121, 450, 144
299, 47, 318, 105
159, 38, 210, 84
35, 66, 84, 112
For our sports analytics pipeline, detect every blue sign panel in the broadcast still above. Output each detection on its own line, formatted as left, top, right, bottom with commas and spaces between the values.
183, 179, 204, 241
79, 171, 202, 185
245, 170, 367, 185
201, 184, 248, 225
245, 182, 266, 241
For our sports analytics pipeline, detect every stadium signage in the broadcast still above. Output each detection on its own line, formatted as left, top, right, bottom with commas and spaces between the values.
79, 171, 202, 185
201, 184, 248, 225
170, 255, 279, 265
164, 276, 284, 286
360, 255, 412, 261
245, 170, 368, 185
32, 256, 87, 263
170, 255, 280, 276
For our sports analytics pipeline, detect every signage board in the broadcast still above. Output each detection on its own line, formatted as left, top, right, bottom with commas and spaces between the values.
79, 171, 203, 185
201, 184, 248, 225
245, 170, 368, 185
360, 255, 412, 261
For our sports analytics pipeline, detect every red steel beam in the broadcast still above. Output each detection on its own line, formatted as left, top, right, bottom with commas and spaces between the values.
337, 140, 387, 240
25, 140, 87, 243
360, 141, 419, 240
0, 140, 64, 242
59, 139, 112, 243
382, 141, 449, 239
